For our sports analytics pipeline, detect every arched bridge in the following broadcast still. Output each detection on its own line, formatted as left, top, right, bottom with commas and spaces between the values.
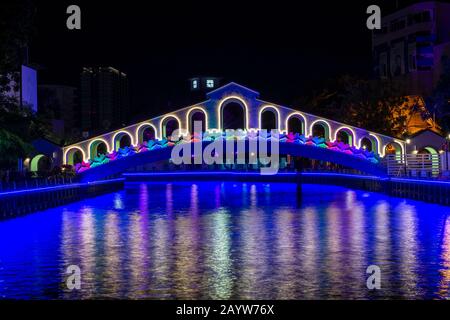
62, 82, 405, 180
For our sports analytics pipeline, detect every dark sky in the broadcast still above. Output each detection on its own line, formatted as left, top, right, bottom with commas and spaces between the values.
31, 0, 432, 121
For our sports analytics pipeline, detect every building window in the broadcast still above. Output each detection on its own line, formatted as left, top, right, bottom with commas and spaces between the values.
206, 79, 215, 88
192, 80, 198, 89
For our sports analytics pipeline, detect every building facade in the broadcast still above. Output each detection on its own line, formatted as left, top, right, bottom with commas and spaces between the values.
80, 66, 129, 134
372, 1, 450, 96
38, 85, 79, 139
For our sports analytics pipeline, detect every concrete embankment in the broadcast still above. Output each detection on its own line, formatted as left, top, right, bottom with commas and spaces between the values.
0, 178, 124, 219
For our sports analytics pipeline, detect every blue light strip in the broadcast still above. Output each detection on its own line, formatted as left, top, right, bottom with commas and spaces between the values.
0, 178, 125, 197
122, 172, 382, 180
390, 177, 450, 186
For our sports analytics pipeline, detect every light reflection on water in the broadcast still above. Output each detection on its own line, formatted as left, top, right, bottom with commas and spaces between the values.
0, 182, 450, 299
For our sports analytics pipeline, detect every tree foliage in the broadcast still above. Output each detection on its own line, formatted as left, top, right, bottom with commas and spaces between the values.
297, 75, 409, 137
0, 0, 38, 169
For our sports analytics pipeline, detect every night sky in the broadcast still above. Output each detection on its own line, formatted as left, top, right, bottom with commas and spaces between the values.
31, 0, 436, 122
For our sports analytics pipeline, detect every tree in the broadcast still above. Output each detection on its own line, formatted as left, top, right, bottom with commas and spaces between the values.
0, 128, 33, 168
297, 75, 408, 137
0, 1, 37, 170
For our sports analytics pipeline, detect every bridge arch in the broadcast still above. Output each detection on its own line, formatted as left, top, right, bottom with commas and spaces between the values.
310, 120, 331, 140
358, 134, 382, 155
160, 115, 181, 139
64, 146, 86, 166
218, 96, 249, 131
78, 141, 387, 182
334, 126, 356, 146
136, 123, 158, 144
384, 140, 404, 157
30, 154, 52, 172
88, 139, 110, 159
285, 112, 307, 135
359, 137, 374, 152
186, 107, 208, 134
259, 105, 280, 131
112, 131, 135, 151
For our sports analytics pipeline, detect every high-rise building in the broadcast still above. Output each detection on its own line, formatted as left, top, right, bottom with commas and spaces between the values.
80, 66, 129, 134
372, 1, 450, 96
38, 85, 79, 140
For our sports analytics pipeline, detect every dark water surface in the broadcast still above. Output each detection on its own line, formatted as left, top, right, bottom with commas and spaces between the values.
1, 182, 450, 299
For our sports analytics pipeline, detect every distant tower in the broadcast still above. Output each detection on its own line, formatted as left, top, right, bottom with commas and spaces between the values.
80, 66, 129, 135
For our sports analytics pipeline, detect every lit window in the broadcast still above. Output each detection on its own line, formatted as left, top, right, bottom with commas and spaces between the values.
206, 79, 215, 88
192, 80, 198, 89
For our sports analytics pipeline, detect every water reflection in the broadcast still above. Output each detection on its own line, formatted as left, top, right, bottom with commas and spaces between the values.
396, 202, 419, 298
438, 217, 450, 298
204, 209, 232, 299
103, 210, 122, 297
173, 184, 201, 299
374, 201, 393, 295
274, 208, 297, 299
79, 207, 96, 298
236, 184, 269, 299
0, 182, 449, 299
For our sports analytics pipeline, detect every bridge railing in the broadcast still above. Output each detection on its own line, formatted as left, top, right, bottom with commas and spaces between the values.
384, 154, 442, 178
0, 176, 74, 193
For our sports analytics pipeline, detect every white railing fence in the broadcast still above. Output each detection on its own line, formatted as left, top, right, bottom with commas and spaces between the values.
384, 153, 443, 178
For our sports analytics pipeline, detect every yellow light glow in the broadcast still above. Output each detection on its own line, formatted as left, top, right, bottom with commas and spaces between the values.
63, 146, 87, 164
358, 134, 382, 155
333, 126, 357, 145
159, 114, 183, 138
382, 140, 405, 158
135, 122, 158, 143
112, 130, 136, 150
309, 119, 332, 139
217, 96, 249, 131
285, 112, 308, 135
258, 105, 281, 132
88, 138, 112, 159
186, 106, 208, 133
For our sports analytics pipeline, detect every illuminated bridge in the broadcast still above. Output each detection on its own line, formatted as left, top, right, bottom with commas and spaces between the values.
61, 83, 405, 181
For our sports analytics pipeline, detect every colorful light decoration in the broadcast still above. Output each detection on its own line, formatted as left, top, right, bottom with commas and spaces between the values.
135, 122, 158, 144
69, 130, 381, 174
62, 91, 403, 169
258, 105, 281, 132
285, 112, 308, 135
88, 138, 112, 159
309, 119, 332, 140
358, 134, 383, 156
159, 114, 183, 138
112, 130, 136, 151
64, 146, 87, 164
217, 96, 249, 131
186, 106, 209, 133
333, 126, 357, 146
